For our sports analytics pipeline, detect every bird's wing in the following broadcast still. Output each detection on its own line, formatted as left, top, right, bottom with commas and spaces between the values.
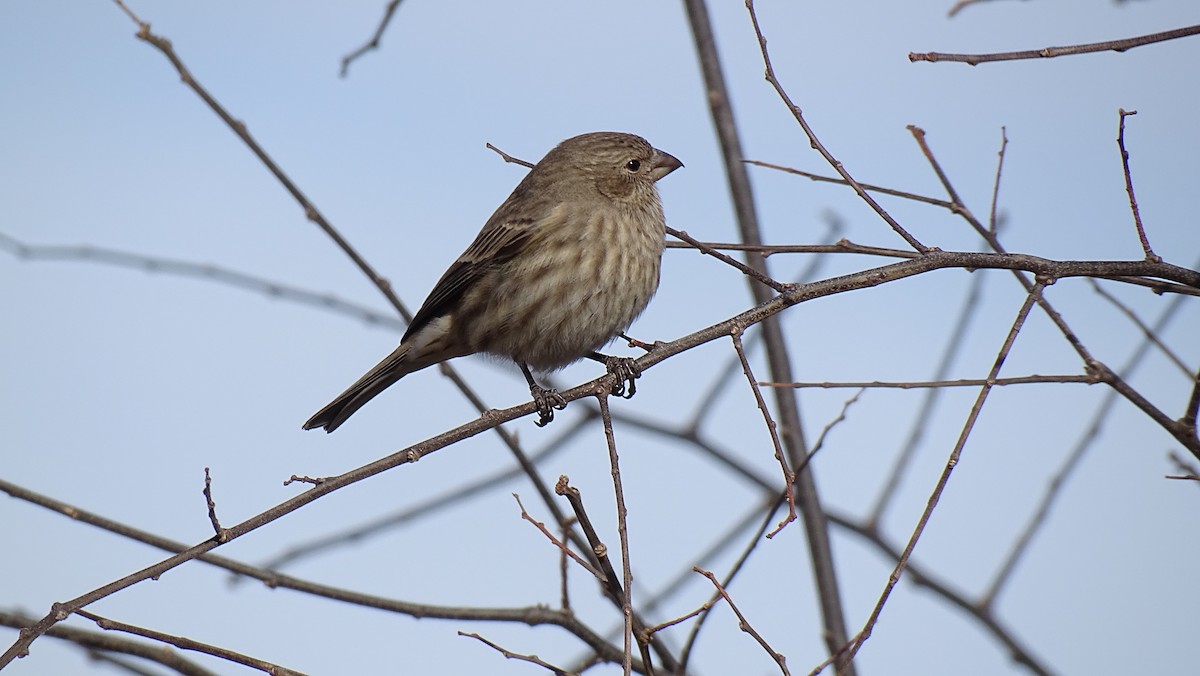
401, 217, 536, 342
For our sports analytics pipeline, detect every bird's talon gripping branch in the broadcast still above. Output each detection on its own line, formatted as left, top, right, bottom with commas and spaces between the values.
604, 356, 642, 399
530, 384, 568, 427
520, 361, 567, 426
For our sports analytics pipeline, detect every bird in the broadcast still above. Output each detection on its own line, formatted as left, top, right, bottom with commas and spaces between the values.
303, 131, 682, 433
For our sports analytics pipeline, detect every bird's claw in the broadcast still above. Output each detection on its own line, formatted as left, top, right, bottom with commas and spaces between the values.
604, 356, 642, 399
530, 384, 568, 427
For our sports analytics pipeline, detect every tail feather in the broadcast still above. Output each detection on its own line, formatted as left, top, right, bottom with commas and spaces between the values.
303, 344, 417, 433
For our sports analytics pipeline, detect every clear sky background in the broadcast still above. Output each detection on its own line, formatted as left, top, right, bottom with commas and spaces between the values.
2, 1, 1198, 675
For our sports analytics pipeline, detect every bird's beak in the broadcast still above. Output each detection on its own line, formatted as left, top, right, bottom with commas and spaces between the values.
648, 149, 683, 181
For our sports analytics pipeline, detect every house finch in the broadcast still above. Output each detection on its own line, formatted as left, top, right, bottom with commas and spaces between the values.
304, 131, 682, 433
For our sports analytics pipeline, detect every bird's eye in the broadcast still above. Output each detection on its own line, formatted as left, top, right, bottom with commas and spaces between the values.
625, 159, 641, 172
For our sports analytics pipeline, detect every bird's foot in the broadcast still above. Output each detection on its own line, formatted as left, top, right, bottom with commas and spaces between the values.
604, 356, 642, 399
530, 383, 568, 427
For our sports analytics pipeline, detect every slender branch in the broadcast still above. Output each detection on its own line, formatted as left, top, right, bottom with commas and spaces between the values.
0, 231, 405, 329
556, 478, 667, 674
989, 127, 1008, 234
486, 142, 536, 169
746, 0, 928, 253
340, 0, 407, 77
731, 329, 796, 536
980, 282, 1197, 606
0, 609, 217, 676
596, 395, 638, 676
840, 283, 1045, 668
202, 467, 227, 542
743, 159, 956, 210
797, 391, 863, 477
514, 493, 604, 581
668, 227, 790, 292
1089, 280, 1192, 377
910, 24, 1200, 65
825, 513, 1053, 675
867, 264, 989, 526
1115, 109, 1159, 261
694, 567, 791, 675
76, 609, 305, 675
679, 496, 784, 671
666, 237, 917, 259
459, 631, 577, 676
258, 416, 587, 570
773, 374, 1099, 389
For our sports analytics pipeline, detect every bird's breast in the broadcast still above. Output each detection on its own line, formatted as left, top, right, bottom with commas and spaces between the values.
461, 200, 666, 371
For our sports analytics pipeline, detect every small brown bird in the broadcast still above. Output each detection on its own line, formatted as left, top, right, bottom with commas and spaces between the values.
304, 132, 682, 432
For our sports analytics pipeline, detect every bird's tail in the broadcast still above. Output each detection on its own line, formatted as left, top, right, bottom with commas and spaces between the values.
303, 343, 421, 433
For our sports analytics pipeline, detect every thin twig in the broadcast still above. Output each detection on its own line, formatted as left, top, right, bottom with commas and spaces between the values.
731, 329, 796, 536
514, 493, 604, 581
694, 567, 791, 675
1167, 451, 1200, 486
795, 390, 863, 477
840, 282, 1046, 669
76, 609, 305, 675
486, 142, 536, 169
771, 374, 1099, 389
866, 262, 990, 527
978, 282, 1196, 594
556, 478, 666, 675
0, 609, 218, 676
746, 0, 928, 253
666, 237, 916, 259
202, 468, 227, 542
679, 496, 784, 671
743, 159, 956, 211
668, 227, 791, 292
1089, 280, 1191, 376
1116, 109, 1159, 262
459, 631, 577, 676
825, 513, 1053, 675
910, 24, 1200, 64
560, 514, 575, 612
988, 127, 1008, 234
339, 0, 407, 77
597, 394, 637, 676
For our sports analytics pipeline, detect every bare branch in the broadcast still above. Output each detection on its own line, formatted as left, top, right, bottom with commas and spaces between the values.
745, 0, 928, 253
773, 374, 1099, 389
841, 282, 1046, 669
1116, 109, 1159, 261
910, 24, 1200, 64
76, 609, 305, 675
0, 609, 217, 676
730, 329, 797, 536
202, 468, 227, 542
459, 631, 577, 676
694, 567, 790, 675
340, 0, 407, 77
514, 493, 604, 581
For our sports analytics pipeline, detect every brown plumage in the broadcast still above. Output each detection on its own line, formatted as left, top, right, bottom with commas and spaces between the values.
304, 132, 682, 432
